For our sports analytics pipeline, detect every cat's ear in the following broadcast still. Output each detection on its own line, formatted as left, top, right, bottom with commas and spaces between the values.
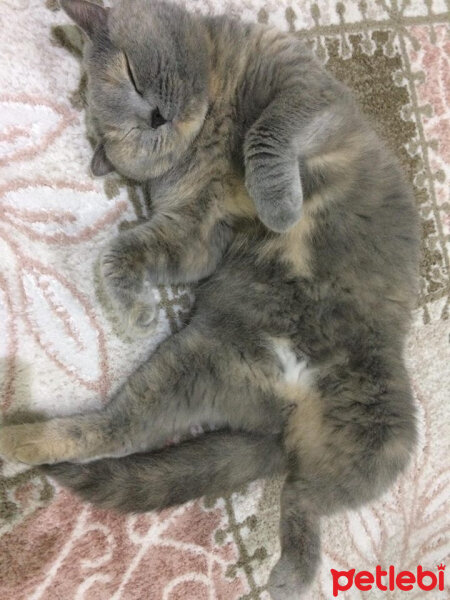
90, 143, 114, 176
60, 0, 108, 40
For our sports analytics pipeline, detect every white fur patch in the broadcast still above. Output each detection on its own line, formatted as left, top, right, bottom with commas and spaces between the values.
272, 338, 312, 387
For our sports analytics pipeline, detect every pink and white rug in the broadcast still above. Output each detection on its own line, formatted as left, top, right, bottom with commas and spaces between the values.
0, 1, 449, 598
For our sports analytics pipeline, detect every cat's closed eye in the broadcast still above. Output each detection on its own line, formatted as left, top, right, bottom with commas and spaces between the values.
124, 53, 143, 95
123, 53, 166, 129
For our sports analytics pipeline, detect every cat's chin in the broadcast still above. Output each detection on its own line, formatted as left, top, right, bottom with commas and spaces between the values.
100, 143, 171, 181
112, 155, 177, 181
104, 133, 191, 181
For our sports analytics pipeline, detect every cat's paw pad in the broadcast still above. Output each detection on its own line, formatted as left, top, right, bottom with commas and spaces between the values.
268, 557, 308, 600
0, 422, 75, 465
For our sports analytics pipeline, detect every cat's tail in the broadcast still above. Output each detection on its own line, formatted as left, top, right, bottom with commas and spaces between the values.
42, 431, 286, 512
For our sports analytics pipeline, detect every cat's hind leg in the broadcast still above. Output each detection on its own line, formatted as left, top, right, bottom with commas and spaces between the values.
268, 351, 416, 599
0, 321, 286, 465
0, 412, 127, 466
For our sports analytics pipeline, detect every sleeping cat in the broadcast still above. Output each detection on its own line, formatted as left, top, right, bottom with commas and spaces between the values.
0, 0, 419, 597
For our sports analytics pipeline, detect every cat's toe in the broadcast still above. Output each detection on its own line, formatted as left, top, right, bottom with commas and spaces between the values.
268, 557, 308, 600
0, 423, 48, 465
126, 298, 159, 336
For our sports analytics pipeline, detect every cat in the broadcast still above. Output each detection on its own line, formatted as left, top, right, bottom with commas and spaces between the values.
0, 1, 420, 597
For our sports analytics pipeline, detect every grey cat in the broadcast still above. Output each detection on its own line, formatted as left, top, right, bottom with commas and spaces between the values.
0, 0, 420, 597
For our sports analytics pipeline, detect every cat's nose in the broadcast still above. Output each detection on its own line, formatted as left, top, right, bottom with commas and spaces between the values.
150, 108, 167, 129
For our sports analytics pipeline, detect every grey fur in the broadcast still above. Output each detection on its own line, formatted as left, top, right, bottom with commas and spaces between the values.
0, 1, 420, 597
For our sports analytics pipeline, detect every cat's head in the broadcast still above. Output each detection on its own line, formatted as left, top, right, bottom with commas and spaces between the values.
61, 0, 209, 180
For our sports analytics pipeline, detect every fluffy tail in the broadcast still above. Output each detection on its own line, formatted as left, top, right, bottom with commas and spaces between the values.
42, 431, 286, 512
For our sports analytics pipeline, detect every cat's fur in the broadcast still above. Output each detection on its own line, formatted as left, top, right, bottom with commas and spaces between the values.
0, 1, 419, 597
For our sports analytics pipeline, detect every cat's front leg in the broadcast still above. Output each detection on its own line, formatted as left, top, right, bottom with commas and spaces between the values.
245, 156, 303, 234
100, 201, 230, 335
244, 99, 304, 234
100, 231, 159, 337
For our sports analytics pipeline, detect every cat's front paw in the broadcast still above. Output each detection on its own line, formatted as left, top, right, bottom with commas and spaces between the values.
0, 422, 77, 465
268, 557, 308, 600
121, 287, 159, 338
246, 162, 303, 233
100, 239, 142, 302
99, 240, 158, 337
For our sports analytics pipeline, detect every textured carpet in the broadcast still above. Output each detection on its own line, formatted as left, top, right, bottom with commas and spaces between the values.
0, 1, 449, 599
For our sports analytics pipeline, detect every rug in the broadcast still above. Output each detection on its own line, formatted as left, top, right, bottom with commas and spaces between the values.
0, 1, 449, 598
